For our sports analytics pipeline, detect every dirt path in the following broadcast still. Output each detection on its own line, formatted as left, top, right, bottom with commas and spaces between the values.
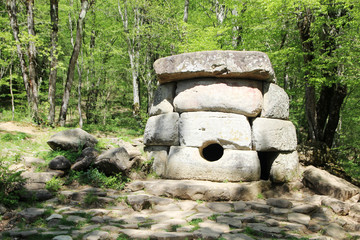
0, 121, 47, 136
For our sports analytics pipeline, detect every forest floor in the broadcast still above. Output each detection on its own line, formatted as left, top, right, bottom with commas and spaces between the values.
0, 121, 359, 240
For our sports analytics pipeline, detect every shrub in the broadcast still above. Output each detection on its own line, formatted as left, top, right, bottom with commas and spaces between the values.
45, 177, 63, 192
0, 160, 26, 207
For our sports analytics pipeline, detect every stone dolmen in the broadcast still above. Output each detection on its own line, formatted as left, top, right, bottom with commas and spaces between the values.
144, 51, 298, 183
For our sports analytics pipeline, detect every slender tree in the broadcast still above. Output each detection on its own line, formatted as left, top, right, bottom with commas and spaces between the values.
48, 0, 59, 125
59, 0, 93, 126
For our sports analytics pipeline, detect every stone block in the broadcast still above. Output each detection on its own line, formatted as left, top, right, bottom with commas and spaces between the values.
165, 146, 260, 182
261, 83, 289, 119
143, 113, 179, 146
179, 112, 251, 149
302, 166, 360, 201
252, 118, 297, 151
174, 79, 263, 117
270, 151, 300, 183
149, 83, 175, 116
154, 51, 276, 83
144, 146, 169, 177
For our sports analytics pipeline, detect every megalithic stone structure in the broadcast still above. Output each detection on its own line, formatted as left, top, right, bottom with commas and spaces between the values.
144, 50, 299, 183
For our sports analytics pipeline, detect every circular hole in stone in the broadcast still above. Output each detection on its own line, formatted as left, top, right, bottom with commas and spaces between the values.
200, 143, 224, 161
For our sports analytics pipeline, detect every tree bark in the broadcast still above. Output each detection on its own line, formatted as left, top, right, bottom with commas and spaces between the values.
118, 0, 141, 116
59, 0, 90, 126
6, 0, 30, 105
48, 0, 59, 126
26, 0, 39, 122
183, 0, 189, 22
10, 64, 15, 121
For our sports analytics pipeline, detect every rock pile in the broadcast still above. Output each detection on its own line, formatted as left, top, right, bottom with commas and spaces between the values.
144, 51, 299, 183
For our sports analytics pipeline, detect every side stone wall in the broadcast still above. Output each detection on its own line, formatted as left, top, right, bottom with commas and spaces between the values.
144, 51, 299, 183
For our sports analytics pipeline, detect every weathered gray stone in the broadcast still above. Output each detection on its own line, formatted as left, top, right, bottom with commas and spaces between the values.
141, 179, 270, 201
47, 128, 98, 152
49, 155, 71, 171
248, 202, 271, 213
126, 195, 151, 211
174, 79, 263, 117
246, 223, 283, 238
206, 202, 233, 212
94, 147, 132, 176
271, 207, 289, 215
233, 201, 248, 212
216, 216, 243, 228
269, 151, 299, 183
154, 51, 276, 83
144, 146, 169, 176
288, 213, 310, 226
252, 118, 297, 151
150, 232, 194, 240
321, 197, 350, 215
82, 230, 110, 240
23, 157, 45, 167
261, 83, 289, 119
349, 203, 360, 222
292, 204, 318, 214
149, 83, 175, 116
20, 189, 54, 201
324, 223, 347, 239
179, 112, 252, 149
9, 230, 38, 237
165, 146, 260, 182
46, 213, 63, 221
72, 147, 99, 171
266, 198, 293, 208
18, 208, 46, 222
143, 113, 179, 146
222, 233, 255, 240
52, 236, 73, 240
302, 166, 360, 201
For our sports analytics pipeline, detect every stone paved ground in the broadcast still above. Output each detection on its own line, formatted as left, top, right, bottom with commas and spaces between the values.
1, 178, 360, 240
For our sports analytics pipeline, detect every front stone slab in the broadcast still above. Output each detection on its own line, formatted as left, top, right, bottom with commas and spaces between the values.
179, 112, 251, 150
143, 113, 179, 146
154, 51, 276, 83
144, 146, 169, 177
269, 151, 300, 183
165, 146, 260, 182
174, 79, 263, 117
252, 118, 297, 151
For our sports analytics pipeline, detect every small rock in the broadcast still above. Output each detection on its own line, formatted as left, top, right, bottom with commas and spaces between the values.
46, 213, 63, 221
94, 147, 132, 176
324, 223, 347, 239
222, 233, 256, 240
266, 198, 293, 208
271, 207, 289, 215
322, 197, 350, 215
49, 155, 71, 171
52, 236, 73, 240
233, 201, 247, 212
292, 204, 318, 214
206, 202, 233, 212
18, 208, 46, 222
198, 220, 230, 233
82, 230, 109, 240
249, 202, 271, 213
126, 194, 151, 211
288, 213, 310, 226
216, 216, 242, 229
265, 218, 279, 227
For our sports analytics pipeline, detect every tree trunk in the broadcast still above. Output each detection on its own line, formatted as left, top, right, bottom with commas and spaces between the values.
183, 0, 189, 22
59, 0, 90, 127
6, 0, 30, 105
10, 64, 15, 121
26, 0, 39, 122
77, 49, 83, 128
48, 0, 59, 126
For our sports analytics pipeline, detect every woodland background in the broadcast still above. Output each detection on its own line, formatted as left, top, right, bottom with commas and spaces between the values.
0, 0, 359, 180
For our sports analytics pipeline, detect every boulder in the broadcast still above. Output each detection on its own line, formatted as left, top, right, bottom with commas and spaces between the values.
143, 113, 179, 146
18, 208, 46, 222
252, 118, 297, 151
261, 83, 289, 119
71, 147, 99, 171
47, 128, 98, 152
94, 147, 132, 176
302, 166, 359, 201
49, 156, 71, 171
144, 146, 169, 177
153, 51, 276, 83
149, 83, 175, 116
179, 112, 252, 149
174, 79, 263, 117
269, 151, 299, 183
165, 146, 260, 182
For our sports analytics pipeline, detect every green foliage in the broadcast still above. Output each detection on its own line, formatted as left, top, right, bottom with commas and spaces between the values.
45, 177, 64, 192
0, 160, 26, 207
188, 218, 203, 231
1, 132, 30, 141
66, 168, 128, 190
84, 191, 99, 206
37, 149, 82, 164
